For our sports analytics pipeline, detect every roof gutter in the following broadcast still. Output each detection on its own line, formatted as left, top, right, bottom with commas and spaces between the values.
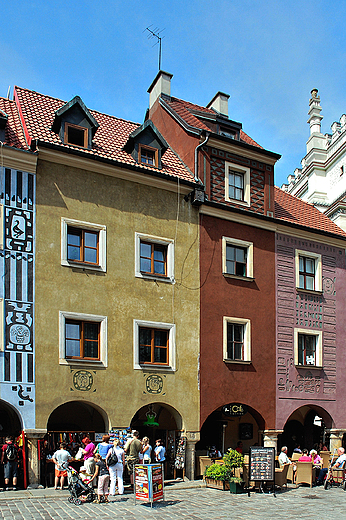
194, 132, 209, 183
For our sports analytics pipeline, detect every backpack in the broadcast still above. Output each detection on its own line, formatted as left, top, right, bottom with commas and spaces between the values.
107, 448, 118, 466
6, 443, 18, 461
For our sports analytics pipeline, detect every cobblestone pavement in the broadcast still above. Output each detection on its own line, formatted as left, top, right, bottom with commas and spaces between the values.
0, 484, 345, 520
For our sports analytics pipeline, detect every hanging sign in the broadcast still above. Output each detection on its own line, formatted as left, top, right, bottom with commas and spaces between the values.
222, 403, 248, 417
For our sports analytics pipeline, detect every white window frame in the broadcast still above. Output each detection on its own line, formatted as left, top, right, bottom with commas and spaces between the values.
59, 311, 107, 367
295, 249, 322, 292
294, 328, 323, 368
61, 217, 106, 272
225, 161, 250, 206
222, 236, 254, 279
223, 317, 251, 363
135, 232, 174, 283
133, 319, 176, 371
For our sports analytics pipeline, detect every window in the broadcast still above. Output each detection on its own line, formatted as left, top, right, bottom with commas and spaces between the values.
133, 320, 176, 371
222, 237, 253, 279
135, 233, 174, 282
64, 123, 88, 147
223, 317, 251, 363
65, 320, 100, 360
67, 227, 98, 265
294, 329, 322, 367
139, 327, 168, 365
61, 218, 106, 272
295, 250, 322, 292
59, 311, 107, 366
139, 145, 157, 166
225, 162, 250, 205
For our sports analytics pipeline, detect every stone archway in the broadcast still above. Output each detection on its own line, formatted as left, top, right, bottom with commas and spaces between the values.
47, 400, 107, 432
0, 399, 22, 438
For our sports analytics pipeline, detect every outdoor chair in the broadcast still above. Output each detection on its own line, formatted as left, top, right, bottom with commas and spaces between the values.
320, 451, 331, 468
295, 461, 315, 487
275, 463, 289, 489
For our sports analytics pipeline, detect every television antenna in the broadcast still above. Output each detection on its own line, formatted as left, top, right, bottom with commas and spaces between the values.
145, 26, 165, 70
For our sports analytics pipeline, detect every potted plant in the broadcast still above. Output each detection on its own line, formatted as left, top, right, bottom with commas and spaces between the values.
229, 476, 245, 494
204, 464, 232, 490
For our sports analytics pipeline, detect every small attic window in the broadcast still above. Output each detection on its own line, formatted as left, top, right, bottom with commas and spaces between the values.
219, 127, 236, 139
64, 122, 88, 148
139, 144, 158, 167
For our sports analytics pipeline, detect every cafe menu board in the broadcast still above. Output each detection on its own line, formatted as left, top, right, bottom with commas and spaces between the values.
135, 464, 164, 504
175, 436, 186, 469
249, 447, 275, 482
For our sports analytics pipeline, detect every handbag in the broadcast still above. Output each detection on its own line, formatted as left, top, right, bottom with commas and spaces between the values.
75, 447, 84, 460
108, 447, 118, 466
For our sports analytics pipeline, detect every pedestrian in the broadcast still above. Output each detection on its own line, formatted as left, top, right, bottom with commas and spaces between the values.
142, 437, 152, 464
154, 439, 166, 463
124, 430, 142, 487
1, 436, 20, 491
106, 439, 125, 495
94, 435, 112, 460
92, 453, 110, 503
52, 442, 72, 490
82, 436, 95, 478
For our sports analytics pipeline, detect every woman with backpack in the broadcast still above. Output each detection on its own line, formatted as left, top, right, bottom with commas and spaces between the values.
106, 439, 125, 496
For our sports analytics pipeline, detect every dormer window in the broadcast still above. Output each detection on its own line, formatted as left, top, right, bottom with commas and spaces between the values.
139, 145, 157, 166
64, 123, 88, 148
219, 128, 236, 139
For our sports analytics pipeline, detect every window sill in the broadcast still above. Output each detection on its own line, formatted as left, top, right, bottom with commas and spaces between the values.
223, 359, 252, 365
59, 358, 107, 368
223, 273, 254, 282
134, 364, 175, 372
296, 288, 323, 296
62, 260, 106, 273
225, 198, 250, 208
295, 364, 323, 370
136, 273, 174, 284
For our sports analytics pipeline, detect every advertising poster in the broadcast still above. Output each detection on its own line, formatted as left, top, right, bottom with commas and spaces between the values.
152, 464, 164, 501
135, 465, 150, 502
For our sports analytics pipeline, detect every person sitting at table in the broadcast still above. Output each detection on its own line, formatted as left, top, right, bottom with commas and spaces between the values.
317, 447, 346, 485
298, 449, 311, 461
235, 441, 243, 454
293, 444, 302, 454
310, 449, 322, 479
279, 446, 292, 466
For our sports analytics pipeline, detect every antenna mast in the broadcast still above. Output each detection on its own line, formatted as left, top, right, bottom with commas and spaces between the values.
145, 26, 165, 70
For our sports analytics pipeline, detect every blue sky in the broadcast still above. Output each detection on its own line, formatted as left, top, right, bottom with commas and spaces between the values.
1, 0, 346, 186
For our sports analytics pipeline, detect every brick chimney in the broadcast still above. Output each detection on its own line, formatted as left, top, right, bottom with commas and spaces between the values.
148, 70, 173, 109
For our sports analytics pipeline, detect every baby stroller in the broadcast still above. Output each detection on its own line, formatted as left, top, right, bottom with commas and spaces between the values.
324, 452, 346, 490
67, 466, 96, 505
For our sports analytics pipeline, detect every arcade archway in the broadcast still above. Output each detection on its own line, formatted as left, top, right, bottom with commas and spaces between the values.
47, 400, 107, 433
0, 400, 22, 439
196, 403, 265, 455
279, 405, 333, 455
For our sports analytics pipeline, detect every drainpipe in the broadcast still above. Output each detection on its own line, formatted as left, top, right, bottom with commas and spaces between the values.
194, 132, 209, 183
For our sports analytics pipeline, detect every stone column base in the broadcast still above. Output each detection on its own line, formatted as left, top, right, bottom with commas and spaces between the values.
184, 431, 200, 481
24, 429, 47, 487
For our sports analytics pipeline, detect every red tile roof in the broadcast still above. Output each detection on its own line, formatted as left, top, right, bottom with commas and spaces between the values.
274, 186, 346, 238
13, 87, 195, 183
0, 97, 28, 150
163, 96, 263, 149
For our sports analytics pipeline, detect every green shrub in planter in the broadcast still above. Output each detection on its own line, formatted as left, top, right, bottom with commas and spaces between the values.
204, 464, 232, 481
223, 449, 244, 469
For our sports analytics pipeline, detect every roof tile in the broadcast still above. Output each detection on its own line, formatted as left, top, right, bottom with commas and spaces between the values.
274, 186, 346, 238
14, 87, 194, 183
0, 97, 28, 150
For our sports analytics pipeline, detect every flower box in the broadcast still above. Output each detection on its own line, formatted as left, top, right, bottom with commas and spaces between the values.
205, 478, 230, 491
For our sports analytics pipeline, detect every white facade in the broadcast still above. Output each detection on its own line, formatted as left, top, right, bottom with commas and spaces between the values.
282, 89, 346, 231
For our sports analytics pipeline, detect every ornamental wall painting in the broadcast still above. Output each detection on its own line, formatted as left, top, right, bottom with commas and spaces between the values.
0, 168, 35, 423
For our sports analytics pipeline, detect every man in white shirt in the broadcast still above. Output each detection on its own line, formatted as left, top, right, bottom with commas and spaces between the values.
318, 447, 346, 484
